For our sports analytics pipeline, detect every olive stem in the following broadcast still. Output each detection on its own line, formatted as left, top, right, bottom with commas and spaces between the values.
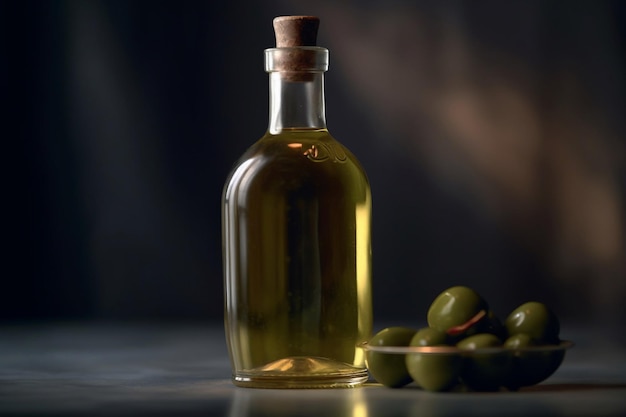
446, 309, 487, 336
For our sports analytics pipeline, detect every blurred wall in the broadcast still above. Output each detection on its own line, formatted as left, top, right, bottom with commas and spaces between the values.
4, 0, 625, 327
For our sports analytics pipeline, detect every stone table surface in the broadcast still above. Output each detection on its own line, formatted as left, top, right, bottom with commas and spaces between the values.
1, 321, 625, 417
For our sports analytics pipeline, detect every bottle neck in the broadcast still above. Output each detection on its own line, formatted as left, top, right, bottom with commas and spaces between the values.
268, 72, 327, 134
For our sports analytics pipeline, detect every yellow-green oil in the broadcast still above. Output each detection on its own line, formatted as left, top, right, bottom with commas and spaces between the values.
222, 129, 372, 388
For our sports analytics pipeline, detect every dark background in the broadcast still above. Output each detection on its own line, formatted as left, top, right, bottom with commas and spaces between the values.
4, 0, 626, 331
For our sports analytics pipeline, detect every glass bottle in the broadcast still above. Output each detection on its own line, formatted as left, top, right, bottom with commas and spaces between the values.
222, 16, 372, 388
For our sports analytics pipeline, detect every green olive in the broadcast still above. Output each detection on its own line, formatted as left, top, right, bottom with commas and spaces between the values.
410, 327, 449, 347
405, 327, 461, 392
366, 327, 416, 388
504, 302, 560, 344
503, 333, 564, 389
510, 349, 565, 389
457, 333, 501, 350
427, 286, 488, 335
503, 333, 537, 349
406, 352, 462, 392
457, 333, 510, 391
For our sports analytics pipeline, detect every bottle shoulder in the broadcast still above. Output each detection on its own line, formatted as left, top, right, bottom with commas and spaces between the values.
223, 129, 370, 197
232, 130, 365, 171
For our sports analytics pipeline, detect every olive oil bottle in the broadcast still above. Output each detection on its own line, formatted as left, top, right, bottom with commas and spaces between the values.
222, 16, 372, 388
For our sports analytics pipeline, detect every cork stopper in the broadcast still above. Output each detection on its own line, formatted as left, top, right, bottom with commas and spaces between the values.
265, 16, 328, 80
273, 16, 319, 47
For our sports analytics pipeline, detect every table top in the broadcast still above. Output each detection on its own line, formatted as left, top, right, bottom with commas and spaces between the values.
1, 322, 625, 417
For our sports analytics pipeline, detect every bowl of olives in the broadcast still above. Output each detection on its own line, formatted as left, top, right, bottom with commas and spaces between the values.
362, 286, 573, 392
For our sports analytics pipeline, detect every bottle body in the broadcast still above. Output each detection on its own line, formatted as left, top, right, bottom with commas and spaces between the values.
222, 128, 372, 388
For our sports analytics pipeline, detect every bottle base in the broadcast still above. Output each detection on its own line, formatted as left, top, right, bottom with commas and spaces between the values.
232, 356, 369, 389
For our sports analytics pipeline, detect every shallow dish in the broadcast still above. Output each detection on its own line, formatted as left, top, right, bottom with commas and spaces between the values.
360, 340, 574, 391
